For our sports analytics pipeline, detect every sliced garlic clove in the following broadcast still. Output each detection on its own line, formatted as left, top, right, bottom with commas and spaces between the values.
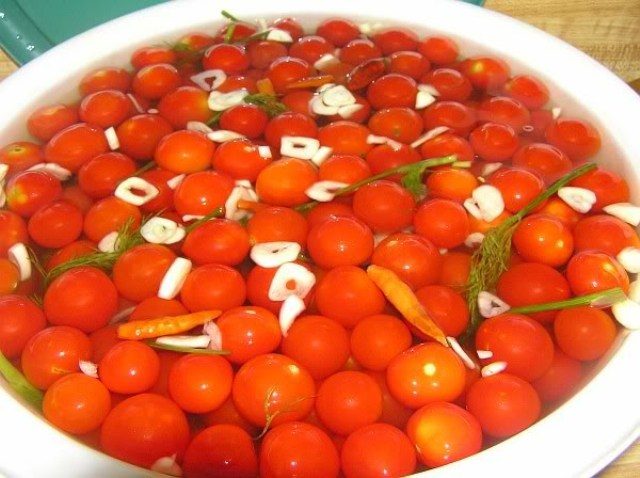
151, 454, 183, 477
557, 186, 596, 214
481, 162, 503, 177
182, 214, 205, 222
628, 280, 640, 304
114, 177, 159, 206
446, 336, 477, 369
279, 294, 306, 336
417, 83, 440, 96
250, 242, 302, 268
190, 69, 227, 92
337, 104, 364, 119
280, 136, 321, 160
7, 243, 31, 281
158, 257, 192, 300
203, 321, 223, 351
551, 106, 562, 120
612, 299, 640, 330
147, 108, 159, 114
366, 134, 389, 145
156, 335, 211, 349
478, 291, 510, 318
603, 202, 640, 227
477, 349, 493, 360
208, 89, 248, 111
317, 82, 336, 94
0, 163, 9, 182
311, 146, 334, 167
616, 247, 640, 273
481, 361, 508, 377
463, 198, 483, 220
27, 162, 72, 181
127, 93, 145, 113
104, 127, 119, 150
0, 187, 5, 208
266, 28, 293, 43
166, 174, 186, 190
314, 54, 339, 71
309, 95, 339, 116
141, 217, 181, 244
186, 121, 214, 135
410, 126, 450, 149
268, 262, 316, 301
469, 185, 505, 222
207, 130, 246, 143
321, 85, 356, 107
305, 180, 348, 202
258, 145, 272, 159
464, 232, 485, 248
109, 306, 135, 324
98, 231, 119, 253
415, 90, 437, 109
225, 181, 258, 221
79, 360, 99, 379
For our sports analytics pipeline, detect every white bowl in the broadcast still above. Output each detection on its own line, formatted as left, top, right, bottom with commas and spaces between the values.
1, 0, 639, 476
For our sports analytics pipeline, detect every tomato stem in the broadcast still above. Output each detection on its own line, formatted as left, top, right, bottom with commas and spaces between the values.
0, 350, 43, 409
220, 10, 241, 22
509, 287, 626, 315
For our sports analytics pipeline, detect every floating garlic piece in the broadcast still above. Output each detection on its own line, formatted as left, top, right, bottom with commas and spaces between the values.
321, 84, 356, 107
410, 126, 450, 149
558, 186, 596, 213
309, 95, 339, 115
258, 145, 272, 159
481, 361, 508, 377
268, 262, 316, 301
251, 242, 301, 268
279, 294, 306, 336
166, 174, 186, 190
98, 231, 119, 253
317, 82, 336, 94
114, 177, 159, 206
256, 18, 268, 31
225, 181, 259, 221
415, 90, 437, 109
481, 162, 503, 177
366, 134, 390, 145
0, 188, 6, 208
151, 454, 183, 477
611, 299, 640, 330
266, 28, 294, 43
27, 162, 72, 181
207, 130, 246, 143
203, 321, 223, 351
127, 93, 145, 113
603, 202, 640, 227
417, 83, 440, 97
147, 108, 159, 114
104, 127, 120, 150
186, 121, 214, 135
337, 103, 364, 119
280, 136, 321, 160
551, 107, 562, 119
156, 335, 211, 349
358, 21, 384, 35
141, 217, 186, 245
0, 163, 8, 182
464, 185, 505, 222
158, 257, 192, 300
478, 291, 510, 318
439, 248, 448, 255
311, 146, 334, 166
314, 54, 339, 71
182, 214, 204, 222
7, 243, 31, 281
616, 247, 640, 273
446, 336, 476, 369
477, 349, 493, 360
464, 232, 485, 248
79, 360, 99, 379
208, 89, 248, 111
629, 280, 640, 304
110, 306, 135, 324
190, 69, 227, 91
305, 180, 348, 202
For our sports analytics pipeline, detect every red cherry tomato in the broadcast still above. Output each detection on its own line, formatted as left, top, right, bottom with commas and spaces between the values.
415, 285, 470, 337
545, 117, 601, 161
203, 44, 250, 74
371, 28, 418, 55
80, 67, 131, 95
116, 114, 174, 161
182, 219, 250, 266
157, 86, 210, 129
512, 142, 573, 184
180, 264, 246, 312
353, 180, 416, 233
5, 170, 62, 217
211, 138, 272, 181
554, 306, 617, 361
512, 214, 574, 267
316, 18, 360, 46
255, 157, 318, 207
79, 89, 131, 128
99, 341, 160, 394
220, 104, 269, 139
532, 349, 583, 403
350, 314, 412, 371
266, 56, 312, 93
307, 216, 374, 269
458, 57, 510, 91
340, 39, 382, 66
289, 35, 334, 64
423, 68, 472, 102
368, 107, 424, 143
0, 141, 43, 175
0, 295, 46, 359
83, 196, 141, 243
318, 121, 372, 156
569, 167, 630, 212
27, 201, 83, 249
469, 122, 520, 162
112, 244, 176, 302
247, 40, 288, 70
426, 167, 479, 203
366, 143, 421, 177
173, 170, 235, 216
77, 152, 137, 199
264, 111, 318, 150
565, 250, 629, 296
420, 131, 474, 162
502, 74, 550, 110
413, 198, 469, 248
27, 104, 79, 142
155, 130, 216, 174
418, 36, 459, 65
132, 63, 181, 100
422, 101, 477, 137
573, 214, 640, 256
44, 123, 109, 172
247, 206, 308, 246
367, 73, 417, 109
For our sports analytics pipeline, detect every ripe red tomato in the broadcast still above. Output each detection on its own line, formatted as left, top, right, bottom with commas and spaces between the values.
415, 285, 470, 337
532, 349, 583, 403
173, 170, 234, 216
132, 63, 181, 99
44, 123, 109, 172
99, 341, 160, 394
264, 111, 318, 151
0, 141, 43, 175
350, 314, 412, 371
366, 143, 421, 177
423, 68, 472, 102
367, 73, 417, 109
368, 107, 424, 143
307, 216, 374, 269
545, 117, 601, 161
318, 121, 373, 156
5, 170, 62, 218
352, 180, 415, 233
512, 214, 574, 267
426, 167, 479, 203
316, 18, 360, 46
371, 28, 418, 55
554, 306, 617, 361
488, 167, 545, 213
157, 86, 210, 129
413, 198, 469, 248
318, 154, 371, 186
289, 35, 334, 64
418, 36, 459, 65
80, 67, 131, 95
77, 152, 137, 199
565, 250, 629, 296
502, 75, 550, 110
116, 114, 173, 161
0, 210, 28, 256
477, 96, 531, 132
112, 244, 176, 302
28, 201, 83, 249
27, 104, 79, 142
247, 206, 308, 246
155, 130, 216, 174
203, 44, 250, 74
180, 264, 246, 312
572, 214, 640, 256
79, 89, 131, 128
255, 157, 319, 207
182, 219, 250, 266
266, 56, 312, 93
83, 196, 142, 243
458, 57, 510, 91
0, 295, 46, 359
512, 143, 572, 184
569, 167, 630, 212
469, 122, 520, 162
422, 101, 477, 137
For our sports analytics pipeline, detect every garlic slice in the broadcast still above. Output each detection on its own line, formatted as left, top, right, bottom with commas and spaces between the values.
151, 454, 183, 477
7, 242, 31, 280
27, 162, 72, 181
190, 69, 227, 92
268, 263, 316, 301
0, 163, 8, 182
603, 202, 640, 227
417, 84, 440, 97
148, 108, 159, 114
305, 180, 348, 202
481, 361, 508, 377
464, 185, 505, 222
79, 360, 99, 379
337, 104, 364, 119
141, 217, 186, 245
314, 54, 339, 71
366, 134, 389, 145
551, 107, 562, 119
98, 231, 119, 253
166, 174, 186, 190
182, 214, 205, 222
311, 146, 334, 167
446, 336, 477, 369
321, 85, 356, 107
104, 127, 119, 150
114, 177, 159, 206
612, 299, 640, 330
464, 232, 485, 248
250, 242, 302, 268
207, 130, 246, 143
203, 321, 223, 351
258, 145, 272, 159
127, 93, 145, 113
208, 89, 248, 111
410, 126, 450, 149
477, 291, 510, 318
266, 28, 293, 43
480, 162, 503, 177
279, 294, 306, 336
477, 349, 493, 360
186, 121, 214, 135
225, 180, 259, 221
156, 335, 211, 349
558, 187, 596, 214
0, 187, 5, 208
280, 136, 321, 160
415, 90, 437, 109
158, 257, 192, 300
309, 95, 339, 116
616, 247, 640, 273
629, 280, 640, 304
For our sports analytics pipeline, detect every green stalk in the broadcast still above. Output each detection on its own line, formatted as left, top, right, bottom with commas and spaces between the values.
147, 341, 230, 355
509, 288, 626, 315
184, 207, 224, 234
0, 351, 43, 409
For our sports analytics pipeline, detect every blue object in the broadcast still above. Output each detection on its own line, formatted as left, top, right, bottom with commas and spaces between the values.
0, 0, 485, 65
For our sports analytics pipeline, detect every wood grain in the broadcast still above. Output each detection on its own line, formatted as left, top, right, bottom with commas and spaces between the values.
0, 0, 638, 476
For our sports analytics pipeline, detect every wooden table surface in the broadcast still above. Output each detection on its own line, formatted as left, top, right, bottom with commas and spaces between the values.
0, 0, 638, 476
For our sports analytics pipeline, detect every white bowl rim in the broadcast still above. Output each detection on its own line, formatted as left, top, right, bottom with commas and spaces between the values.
0, 0, 639, 477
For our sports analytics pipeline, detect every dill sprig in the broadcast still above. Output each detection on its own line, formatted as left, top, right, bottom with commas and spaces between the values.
0, 350, 43, 409
463, 161, 598, 341
243, 93, 288, 118
295, 155, 458, 213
